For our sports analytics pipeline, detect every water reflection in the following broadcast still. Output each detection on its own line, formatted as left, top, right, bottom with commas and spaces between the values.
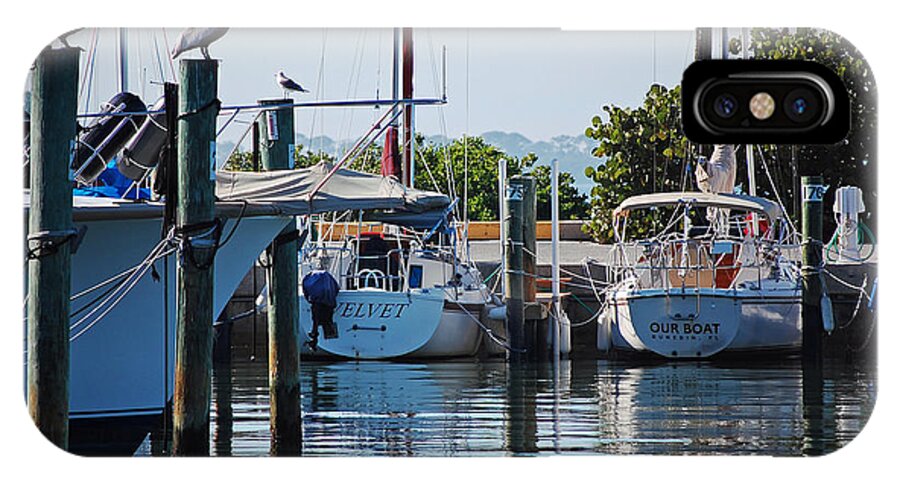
136, 351, 874, 457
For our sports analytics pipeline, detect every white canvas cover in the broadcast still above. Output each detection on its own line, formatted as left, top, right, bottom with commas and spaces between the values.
216, 161, 450, 215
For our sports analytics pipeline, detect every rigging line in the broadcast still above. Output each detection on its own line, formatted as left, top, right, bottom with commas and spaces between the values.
82, 30, 100, 115
68, 249, 174, 342
152, 31, 166, 85
464, 28, 470, 227
652, 31, 657, 85
216, 108, 243, 138
161, 28, 176, 82
71, 263, 142, 301
755, 144, 799, 236
338, 29, 367, 158
308, 28, 328, 156
375, 28, 382, 102
68, 237, 168, 332
78, 28, 99, 112
70, 244, 175, 341
137, 29, 144, 98
416, 143, 443, 193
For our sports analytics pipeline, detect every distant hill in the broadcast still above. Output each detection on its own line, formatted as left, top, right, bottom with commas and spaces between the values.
218, 130, 600, 193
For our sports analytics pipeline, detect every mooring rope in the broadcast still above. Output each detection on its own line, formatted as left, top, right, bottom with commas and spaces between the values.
443, 297, 522, 353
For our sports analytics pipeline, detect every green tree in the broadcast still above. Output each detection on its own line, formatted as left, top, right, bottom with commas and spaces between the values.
743, 28, 877, 234
583, 84, 688, 242
532, 164, 590, 221
416, 137, 588, 221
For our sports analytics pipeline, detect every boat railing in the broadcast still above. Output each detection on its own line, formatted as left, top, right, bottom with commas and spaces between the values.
609, 236, 782, 290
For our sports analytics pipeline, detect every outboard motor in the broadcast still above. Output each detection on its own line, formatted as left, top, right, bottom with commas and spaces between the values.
302, 270, 340, 350
71, 92, 146, 184
118, 97, 167, 181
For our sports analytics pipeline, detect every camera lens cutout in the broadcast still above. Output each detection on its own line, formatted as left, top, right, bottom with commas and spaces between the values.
683, 60, 849, 143
783, 88, 819, 123
713, 94, 738, 118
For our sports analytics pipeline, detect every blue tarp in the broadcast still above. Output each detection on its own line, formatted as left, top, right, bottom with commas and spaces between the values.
73, 161, 151, 200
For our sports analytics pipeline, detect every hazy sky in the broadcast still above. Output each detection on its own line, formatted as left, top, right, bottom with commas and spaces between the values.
63, 28, 694, 149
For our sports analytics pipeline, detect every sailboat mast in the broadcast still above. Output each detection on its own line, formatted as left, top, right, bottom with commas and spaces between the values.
391, 28, 400, 126
742, 28, 758, 198
118, 28, 129, 92
402, 27, 414, 187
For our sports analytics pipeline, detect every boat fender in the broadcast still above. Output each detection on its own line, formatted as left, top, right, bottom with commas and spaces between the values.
71, 92, 147, 184
596, 307, 613, 353
119, 97, 167, 181
487, 305, 506, 321
819, 275, 835, 334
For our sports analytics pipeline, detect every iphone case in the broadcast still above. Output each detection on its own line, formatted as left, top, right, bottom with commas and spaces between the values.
22, 27, 876, 457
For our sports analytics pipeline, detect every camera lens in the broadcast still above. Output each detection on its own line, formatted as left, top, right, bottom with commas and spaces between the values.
784, 88, 819, 123
713, 94, 738, 118
791, 98, 808, 115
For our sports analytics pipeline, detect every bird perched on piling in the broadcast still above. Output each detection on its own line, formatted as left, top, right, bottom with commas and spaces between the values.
276, 71, 310, 97
171, 28, 229, 60
56, 28, 84, 49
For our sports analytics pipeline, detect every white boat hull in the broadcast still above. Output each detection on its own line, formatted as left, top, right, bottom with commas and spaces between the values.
52, 215, 289, 421
411, 302, 484, 357
601, 288, 801, 358
299, 289, 487, 359
299, 289, 446, 359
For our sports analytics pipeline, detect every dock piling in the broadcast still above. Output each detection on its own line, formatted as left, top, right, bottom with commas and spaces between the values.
801, 176, 826, 363
505, 176, 538, 361
505, 176, 527, 361
521, 177, 540, 359
27, 46, 80, 450
257, 99, 302, 455
172, 58, 219, 456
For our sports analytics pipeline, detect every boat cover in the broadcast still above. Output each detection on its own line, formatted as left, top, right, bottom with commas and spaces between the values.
613, 192, 783, 220
216, 161, 450, 215
26, 162, 451, 221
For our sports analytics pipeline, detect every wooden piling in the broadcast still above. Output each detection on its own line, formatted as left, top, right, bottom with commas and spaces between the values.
801, 176, 825, 363
27, 46, 80, 450
257, 99, 302, 455
505, 176, 527, 361
172, 59, 219, 456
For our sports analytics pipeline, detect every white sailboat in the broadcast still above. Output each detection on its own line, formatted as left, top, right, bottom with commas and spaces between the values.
596, 191, 802, 358
595, 138, 804, 359
298, 219, 500, 359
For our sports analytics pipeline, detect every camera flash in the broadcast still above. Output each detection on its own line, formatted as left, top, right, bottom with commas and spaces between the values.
750, 92, 775, 120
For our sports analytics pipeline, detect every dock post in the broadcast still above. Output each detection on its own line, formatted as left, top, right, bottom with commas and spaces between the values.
257, 99, 302, 455
520, 176, 540, 359
505, 176, 528, 361
550, 159, 561, 364
801, 176, 825, 363
26, 46, 80, 450
172, 58, 219, 456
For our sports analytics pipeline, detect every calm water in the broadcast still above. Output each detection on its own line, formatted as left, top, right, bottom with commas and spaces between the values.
136, 349, 875, 457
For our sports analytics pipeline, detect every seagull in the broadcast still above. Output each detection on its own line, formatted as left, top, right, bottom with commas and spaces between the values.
170, 28, 229, 60
276, 71, 310, 97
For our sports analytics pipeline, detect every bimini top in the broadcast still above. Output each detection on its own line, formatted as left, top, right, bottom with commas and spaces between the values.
613, 192, 783, 220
